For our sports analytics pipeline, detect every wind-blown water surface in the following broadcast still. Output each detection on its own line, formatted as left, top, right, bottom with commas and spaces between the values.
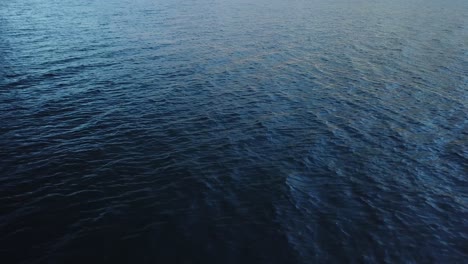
1, 0, 467, 263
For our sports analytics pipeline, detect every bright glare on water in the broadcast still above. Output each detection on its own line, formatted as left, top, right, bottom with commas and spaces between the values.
0, 0, 467, 263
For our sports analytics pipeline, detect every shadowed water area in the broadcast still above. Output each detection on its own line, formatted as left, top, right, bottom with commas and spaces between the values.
1, 0, 467, 263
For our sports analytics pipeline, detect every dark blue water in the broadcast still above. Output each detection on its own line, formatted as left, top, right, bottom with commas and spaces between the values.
1, 0, 467, 263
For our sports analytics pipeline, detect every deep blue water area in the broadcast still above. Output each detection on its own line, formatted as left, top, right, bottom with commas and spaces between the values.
1, 0, 467, 263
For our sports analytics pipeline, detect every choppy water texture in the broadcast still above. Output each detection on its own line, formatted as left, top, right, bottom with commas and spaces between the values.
1, 0, 467, 263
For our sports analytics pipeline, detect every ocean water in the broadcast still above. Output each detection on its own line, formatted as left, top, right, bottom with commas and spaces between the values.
0, 0, 467, 263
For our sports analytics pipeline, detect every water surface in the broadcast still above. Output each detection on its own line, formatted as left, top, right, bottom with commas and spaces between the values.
1, 0, 467, 263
